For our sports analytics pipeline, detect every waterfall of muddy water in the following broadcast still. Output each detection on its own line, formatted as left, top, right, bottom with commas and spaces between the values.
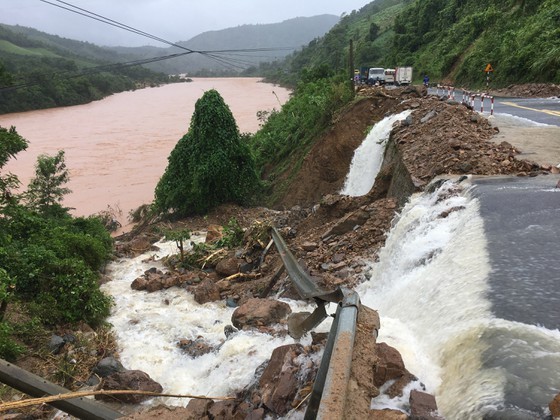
355, 179, 560, 419
0, 78, 290, 233
340, 110, 412, 196
102, 237, 332, 408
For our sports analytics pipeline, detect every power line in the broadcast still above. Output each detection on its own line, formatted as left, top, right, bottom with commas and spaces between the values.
0, 0, 296, 92
38, 0, 295, 70
39, 0, 194, 53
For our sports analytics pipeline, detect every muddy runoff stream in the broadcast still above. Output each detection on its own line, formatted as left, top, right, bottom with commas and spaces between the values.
1, 78, 290, 233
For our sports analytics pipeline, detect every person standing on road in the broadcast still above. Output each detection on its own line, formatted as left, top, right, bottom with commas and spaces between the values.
423, 74, 430, 87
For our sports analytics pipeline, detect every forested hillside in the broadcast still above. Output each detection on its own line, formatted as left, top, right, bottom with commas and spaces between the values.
390, 0, 559, 86
264, 0, 559, 88
0, 24, 171, 114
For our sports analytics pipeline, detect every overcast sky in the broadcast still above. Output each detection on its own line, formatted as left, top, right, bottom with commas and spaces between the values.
0, 0, 369, 47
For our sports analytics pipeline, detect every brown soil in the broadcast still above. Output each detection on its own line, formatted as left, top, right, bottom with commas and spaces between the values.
8, 85, 555, 419
488, 83, 560, 98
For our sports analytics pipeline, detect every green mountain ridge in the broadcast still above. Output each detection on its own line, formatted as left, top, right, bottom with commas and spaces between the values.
266, 0, 559, 87
0, 23, 170, 115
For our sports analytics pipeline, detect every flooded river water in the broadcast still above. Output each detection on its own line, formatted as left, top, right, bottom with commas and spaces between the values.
0, 78, 290, 231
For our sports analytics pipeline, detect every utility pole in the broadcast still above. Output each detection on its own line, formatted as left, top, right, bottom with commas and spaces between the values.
349, 39, 355, 94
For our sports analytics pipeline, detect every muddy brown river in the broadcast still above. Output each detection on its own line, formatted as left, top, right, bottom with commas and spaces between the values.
1, 78, 290, 232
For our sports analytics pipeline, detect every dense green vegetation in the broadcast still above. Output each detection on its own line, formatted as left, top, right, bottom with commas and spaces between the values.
390, 0, 560, 85
253, 0, 407, 87
155, 90, 260, 216
250, 70, 355, 204
0, 126, 112, 360
0, 24, 171, 114
257, 0, 559, 88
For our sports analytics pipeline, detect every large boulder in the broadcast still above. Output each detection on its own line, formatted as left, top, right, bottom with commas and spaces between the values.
409, 389, 441, 419
215, 257, 241, 277
231, 298, 292, 330
258, 344, 304, 416
193, 279, 221, 304
95, 370, 163, 404
131, 268, 181, 292
93, 357, 125, 378
373, 342, 407, 387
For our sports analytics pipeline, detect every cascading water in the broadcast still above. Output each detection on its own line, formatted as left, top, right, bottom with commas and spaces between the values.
102, 239, 326, 407
355, 179, 560, 419
340, 110, 412, 196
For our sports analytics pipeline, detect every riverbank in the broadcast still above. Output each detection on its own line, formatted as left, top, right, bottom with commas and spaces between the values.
3, 86, 558, 419
108, 87, 557, 418
0, 78, 291, 233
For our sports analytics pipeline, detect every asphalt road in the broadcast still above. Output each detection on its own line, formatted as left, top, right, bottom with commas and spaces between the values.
428, 87, 560, 167
492, 96, 560, 126
430, 87, 560, 126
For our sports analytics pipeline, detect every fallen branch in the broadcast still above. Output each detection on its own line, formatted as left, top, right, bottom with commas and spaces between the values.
201, 248, 227, 269
0, 389, 234, 412
218, 272, 261, 283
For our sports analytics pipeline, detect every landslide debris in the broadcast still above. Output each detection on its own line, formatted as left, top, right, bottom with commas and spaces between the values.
105, 87, 556, 419
488, 83, 560, 98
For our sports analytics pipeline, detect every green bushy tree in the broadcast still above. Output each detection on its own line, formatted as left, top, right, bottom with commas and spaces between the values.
0, 126, 112, 328
26, 150, 71, 217
155, 89, 259, 216
0, 126, 28, 208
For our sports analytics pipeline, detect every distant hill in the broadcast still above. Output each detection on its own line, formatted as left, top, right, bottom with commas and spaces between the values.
0, 14, 340, 113
0, 23, 169, 114
0, 24, 125, 62
108, 15, 340, 75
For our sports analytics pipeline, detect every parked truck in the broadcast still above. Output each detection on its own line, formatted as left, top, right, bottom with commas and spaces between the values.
367, 67, 385, 85
384, 68, 396, 85
395, 67, 413, 85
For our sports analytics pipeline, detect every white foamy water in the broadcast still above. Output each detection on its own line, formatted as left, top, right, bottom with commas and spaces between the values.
102, 238, 330, 407
340, 110, 412, 196
355, 180, 560, 418
356, 180, 499, 417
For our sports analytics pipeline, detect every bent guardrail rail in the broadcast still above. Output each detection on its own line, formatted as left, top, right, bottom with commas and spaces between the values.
270, 227, 343, 339
305, 290, 360, 420
269, 227, 361, 419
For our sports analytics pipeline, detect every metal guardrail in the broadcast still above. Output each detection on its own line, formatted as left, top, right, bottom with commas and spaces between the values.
0, 359, 122, 419
436, 84, 495, 115
269, 227, 361, 420
1, 227, 360, 420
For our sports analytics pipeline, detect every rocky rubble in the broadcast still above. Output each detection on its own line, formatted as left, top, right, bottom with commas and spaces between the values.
392, 96, 549, 181
488, 83, 560, 98
115, 90, 557, 419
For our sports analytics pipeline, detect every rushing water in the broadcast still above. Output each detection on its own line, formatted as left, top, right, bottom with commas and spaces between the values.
355, 177, 560, 419
0, 78, 290, 232
339, 108, 560, 418
102, 238, 331, 407
15, 82, 554, 416
340, 110, 412, 196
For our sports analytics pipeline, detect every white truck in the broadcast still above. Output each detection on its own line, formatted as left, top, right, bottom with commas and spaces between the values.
395, 67, 413, 85
367, 67, 385, 85
384, 68, 396, 84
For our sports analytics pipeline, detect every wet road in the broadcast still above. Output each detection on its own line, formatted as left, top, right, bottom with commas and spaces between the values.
472, 175, 560, 329
431, 87, 560, 126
